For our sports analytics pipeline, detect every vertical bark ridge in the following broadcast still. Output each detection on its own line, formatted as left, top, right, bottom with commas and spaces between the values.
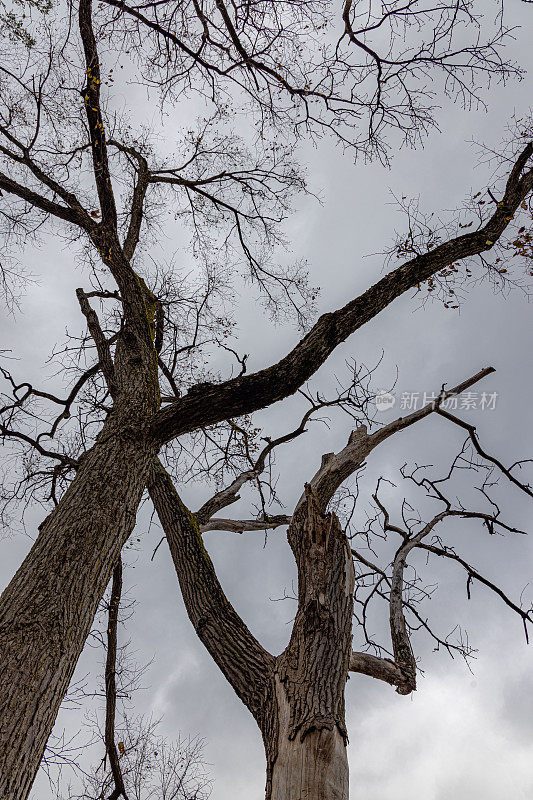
277, 485, 355, 742
265, 484, 355, 800
0, 419, 158, 800
148, 472, 356, 800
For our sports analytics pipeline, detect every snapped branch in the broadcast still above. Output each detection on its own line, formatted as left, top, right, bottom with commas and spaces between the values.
349, 651, 409, 692
201, 515, 290, 534
299, 367, 495, 513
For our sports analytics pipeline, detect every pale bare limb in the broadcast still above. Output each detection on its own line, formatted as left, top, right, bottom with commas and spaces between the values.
300, 367, 495, 512
201, 514, 290, 534
349, 651, 407, 691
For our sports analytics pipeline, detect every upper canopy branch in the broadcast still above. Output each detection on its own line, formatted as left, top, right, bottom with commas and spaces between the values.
99, 0, 518, 156
0, 3, 160, 348
149, 144, 533, 446
0, 169, 95, 231
434, 407, 533, 499
107, 140, 150, 262
76, 289, 118, 398
78, 0, 119, 233
0, 137, 95, 233
0, 54, 96, 232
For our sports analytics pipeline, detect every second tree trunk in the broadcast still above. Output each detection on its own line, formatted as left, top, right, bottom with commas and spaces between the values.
263, 485, 355, 800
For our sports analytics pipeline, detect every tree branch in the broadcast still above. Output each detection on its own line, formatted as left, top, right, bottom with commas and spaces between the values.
388, 514, 446, 694
0, 119, 95, 228
195, 412, 311, 525
147, 459, 275, 722
349, 651, 409, 692
200, 514, 290, 533
108, 140, 150, 261
0, 424, 77, 466
435, 407, 533, 499
150, 145, 532, 445
418, 542, 533, 643
0, 169, 94, 230
78, 0, 118, 230
299, 367, 495, 512
76, 289, 118, 398
104, 558, 129, 800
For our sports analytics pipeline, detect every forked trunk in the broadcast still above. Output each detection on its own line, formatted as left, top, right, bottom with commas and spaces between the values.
148, 470, 355, 800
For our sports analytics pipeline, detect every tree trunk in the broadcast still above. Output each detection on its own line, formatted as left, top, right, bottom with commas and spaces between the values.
263, 485, 355, 800
148, 468, 355, 800
268, 674, 349, 800
0, 413, 158, 800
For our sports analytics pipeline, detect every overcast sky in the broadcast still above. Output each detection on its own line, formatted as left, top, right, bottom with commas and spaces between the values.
2, 2, 533, 799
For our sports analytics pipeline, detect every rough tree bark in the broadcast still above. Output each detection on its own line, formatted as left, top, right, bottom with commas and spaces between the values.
0, 414, 159, 800
267, 486, 355, 800
147, 460, 278, 744
0, 24, 530, 791
146, 368, 512, 800
149, 464, 355, 800
0, 5, 164, 791
0, 353, 502, 800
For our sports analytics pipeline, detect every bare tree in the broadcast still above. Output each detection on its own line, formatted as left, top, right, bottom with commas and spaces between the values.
148, 366, 533, 798
0, 1, 532, 799
67, 715, 211, 800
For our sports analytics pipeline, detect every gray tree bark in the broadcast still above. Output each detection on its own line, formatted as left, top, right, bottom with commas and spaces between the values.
265, 486, 354, 800
148, 466, 354, 800
0, 130, 530, 799
0, 1, 531, 794
0, 413, 159, 800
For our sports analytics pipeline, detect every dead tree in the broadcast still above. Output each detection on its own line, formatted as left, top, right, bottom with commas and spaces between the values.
149, 369, 532, 799
0, 2, 532, 798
